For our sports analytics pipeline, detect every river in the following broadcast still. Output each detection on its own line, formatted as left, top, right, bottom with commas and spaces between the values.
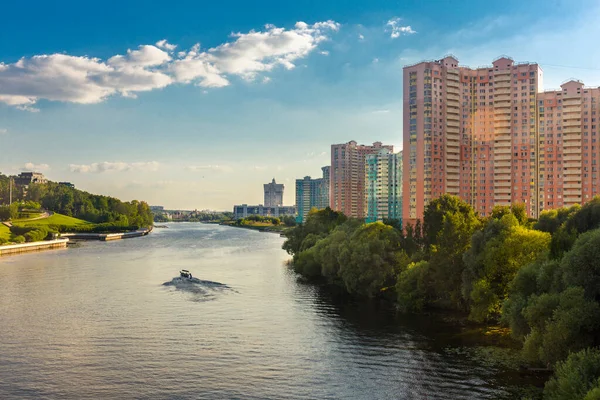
0, 223, 538, 399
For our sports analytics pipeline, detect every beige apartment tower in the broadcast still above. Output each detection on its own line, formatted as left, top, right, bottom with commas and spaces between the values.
403, 55, 544, 224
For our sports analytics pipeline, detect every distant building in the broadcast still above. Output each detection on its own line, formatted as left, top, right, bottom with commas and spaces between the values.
330, 141, 393, 219
264, 178, 284, 207
58, 182, 75, 188
14, 172, 47, 186
295, 166, 330, 223
365, 149, 402, 224
233, 204, 296, 220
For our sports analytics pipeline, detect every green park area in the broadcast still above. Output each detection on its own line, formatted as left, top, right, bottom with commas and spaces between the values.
13, 213, 91, 227
0, 224, 11, 242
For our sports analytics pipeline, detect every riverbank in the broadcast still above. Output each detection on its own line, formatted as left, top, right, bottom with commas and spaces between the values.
219, 221, 289, 234
0, 238, 69, 256
0, 227, 153, 257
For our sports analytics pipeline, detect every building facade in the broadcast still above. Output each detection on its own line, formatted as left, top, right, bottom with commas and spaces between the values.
537, 81, 600, 211
295, 166, 330, 223
403, 55, 544, 223
233, 204, 296, 220
330, 141, 393, 219
264, 178, 284, 207
365, 149, 403, 223
14, 172, 47, 186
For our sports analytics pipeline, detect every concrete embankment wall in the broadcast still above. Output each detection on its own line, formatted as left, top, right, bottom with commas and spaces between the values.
0, 239, 69, 256
62, 227, 152, 241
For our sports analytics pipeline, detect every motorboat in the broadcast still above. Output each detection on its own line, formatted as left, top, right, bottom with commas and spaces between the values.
180, 269, 193, 279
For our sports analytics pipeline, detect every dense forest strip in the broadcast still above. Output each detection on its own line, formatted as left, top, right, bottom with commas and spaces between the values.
283, 197, 600, 400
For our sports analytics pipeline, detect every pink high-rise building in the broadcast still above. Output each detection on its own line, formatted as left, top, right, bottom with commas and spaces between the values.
537, 81, 600, 211
330, 141, 393, 219
403, 56, 544, 224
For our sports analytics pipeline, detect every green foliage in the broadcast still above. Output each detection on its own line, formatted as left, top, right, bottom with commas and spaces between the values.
337, 222, 401, 297
463, 213, 550, 322
396, 261, 431, 312
421, 195, 481, 310
535, 206, 579, 235
25, 182, 153, 228
550, 199, 600, 259
13, 235, 25, 243
523, 287, 600, 365
282, 207, 347, 257
559, 229, 600, 300
0, 202, 19, 221
544, 348, 600, 400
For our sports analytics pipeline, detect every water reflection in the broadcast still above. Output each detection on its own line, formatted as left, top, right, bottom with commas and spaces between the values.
0, 223, 538, 399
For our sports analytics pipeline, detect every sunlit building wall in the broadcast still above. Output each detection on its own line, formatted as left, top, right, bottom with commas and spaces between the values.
330, 141, 393, 219
403, 55, 543, 224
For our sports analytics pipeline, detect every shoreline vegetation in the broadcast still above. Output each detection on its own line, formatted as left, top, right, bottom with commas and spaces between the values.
0, 175, 153, 251
282, 196, 600, 400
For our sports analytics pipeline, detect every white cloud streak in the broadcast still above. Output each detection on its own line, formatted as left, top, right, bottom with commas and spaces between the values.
22, 162, 50, 171
69, 161, 159, 173
387, 18, 416, 38
0, 128, 7, 134
0, 21, 339, 111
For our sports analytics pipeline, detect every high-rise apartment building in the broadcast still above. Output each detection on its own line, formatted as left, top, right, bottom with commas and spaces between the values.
537, 81, 600, 211
365, 149, 403, 223
330, 141, 393, 219
403, 56, 544, 223
264, 178, 284, 207
295, 166, 330, 222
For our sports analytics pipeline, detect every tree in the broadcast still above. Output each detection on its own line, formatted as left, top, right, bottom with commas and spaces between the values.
463, 214, 550, 322
544, 348, 600, 400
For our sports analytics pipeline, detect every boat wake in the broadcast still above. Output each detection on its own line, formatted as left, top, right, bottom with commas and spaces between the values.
162, 277, 233, 301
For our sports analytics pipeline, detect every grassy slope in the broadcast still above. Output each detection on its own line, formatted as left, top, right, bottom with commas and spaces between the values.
14, 213, 91, 227
0, 224, 10, 241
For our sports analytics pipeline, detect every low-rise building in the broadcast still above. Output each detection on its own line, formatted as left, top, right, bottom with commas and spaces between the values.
14, 172, 47, 186
233, 204, 296, 220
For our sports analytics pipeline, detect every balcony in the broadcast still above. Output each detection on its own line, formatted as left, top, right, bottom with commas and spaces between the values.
562, 126, 581, 134
564, 183, 581, 189
496, 181, 512, 187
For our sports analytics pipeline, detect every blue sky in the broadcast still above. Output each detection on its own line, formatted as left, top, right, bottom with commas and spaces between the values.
1, 0, 599, 210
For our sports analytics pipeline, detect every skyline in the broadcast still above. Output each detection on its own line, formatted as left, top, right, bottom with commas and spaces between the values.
2, 0, 600, 209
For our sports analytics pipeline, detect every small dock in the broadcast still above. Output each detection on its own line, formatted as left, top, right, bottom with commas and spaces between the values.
0, 239, 69, 256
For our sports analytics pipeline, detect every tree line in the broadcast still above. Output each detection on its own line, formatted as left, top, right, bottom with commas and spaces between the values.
283, 196, 600, 399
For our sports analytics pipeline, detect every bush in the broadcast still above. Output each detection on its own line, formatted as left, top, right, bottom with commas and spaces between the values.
13, 235, 25, 244
544, 348, 600, 400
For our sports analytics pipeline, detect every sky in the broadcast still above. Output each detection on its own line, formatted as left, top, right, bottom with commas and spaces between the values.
1, 0, 600, 210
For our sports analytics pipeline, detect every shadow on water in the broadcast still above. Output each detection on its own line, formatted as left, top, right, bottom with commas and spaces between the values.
293, 277, 547, 399
162, 277, 234, 302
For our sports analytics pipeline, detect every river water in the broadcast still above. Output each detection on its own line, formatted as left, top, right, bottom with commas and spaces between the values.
0, 223, 537, 399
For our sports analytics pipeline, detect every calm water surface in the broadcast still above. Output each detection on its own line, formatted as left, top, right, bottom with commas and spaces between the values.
0, 224, 532, 399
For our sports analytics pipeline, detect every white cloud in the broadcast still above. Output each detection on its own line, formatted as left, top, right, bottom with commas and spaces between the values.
358, 34, 365, 41
371, 109, 390, 114
253, 165, 267, 171
386, 17, 416, 38
69, 161, 159, 173
262, 76, 271, 84
22, 162, 50, 171
155, 39, 177, 51
186, 165, 233, 172
0, 128, 7, 134
0, 20, 339, 110
319, 50, 330, 56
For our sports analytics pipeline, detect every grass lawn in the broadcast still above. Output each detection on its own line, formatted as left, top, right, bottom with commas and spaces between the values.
0, 224, 11, 241
14, 213, 91, 227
